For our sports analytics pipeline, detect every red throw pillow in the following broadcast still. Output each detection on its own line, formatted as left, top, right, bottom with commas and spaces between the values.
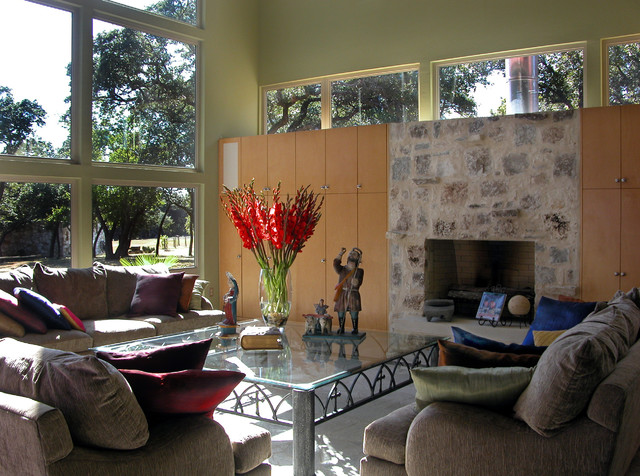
54, 304, 86, 332
438, 339, 540, 368
0, 289, 47, 334
96, 338, 213, 373
179, 274, 199, 312
119, 369, 245, 417
129, 272, 184, 317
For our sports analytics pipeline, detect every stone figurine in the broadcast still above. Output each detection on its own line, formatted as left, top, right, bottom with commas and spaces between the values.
333, 247, 364, 334
222, 271, 238, 326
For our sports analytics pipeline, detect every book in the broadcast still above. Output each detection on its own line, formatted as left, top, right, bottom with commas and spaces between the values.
239, 326, 283, 350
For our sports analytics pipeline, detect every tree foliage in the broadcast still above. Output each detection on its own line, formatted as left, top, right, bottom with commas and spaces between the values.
537, 50, 583, 110
0, 86, 47, 155
608, 42, 640, 105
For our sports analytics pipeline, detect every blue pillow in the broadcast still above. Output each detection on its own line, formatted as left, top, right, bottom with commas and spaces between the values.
451, 326, 547, 355
14, 287, 71, 330
521, 296, 597, 345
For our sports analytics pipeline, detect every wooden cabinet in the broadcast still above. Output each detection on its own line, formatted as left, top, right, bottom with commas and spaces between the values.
581, 105, 640, 301
220, 124, 389, 330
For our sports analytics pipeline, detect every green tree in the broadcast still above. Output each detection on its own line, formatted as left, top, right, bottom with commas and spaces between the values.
267, 84, 322, 134
608, 42, 640, 105
0, 86, 47, 155
537, 50, 584, 110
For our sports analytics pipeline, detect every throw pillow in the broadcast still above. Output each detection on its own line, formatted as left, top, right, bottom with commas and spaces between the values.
119, 368, 245, 417
129, 272, 184, 317
96, 338, 213, 372
514, 293, 640, 436
411, 365, 535, 411
533, 329, 566, 346
179, 274, 199, 312
13, 287, 71, 330
189, 279, 209, 310
0, 289, 47, 334
0, 338, 149, 450
451, 326, 546, 355
33, 263, 108, 320
94, 262, 170, 317
54, 304, 86, 331
438, 339, 540, 368
521, 296, 597, 345
0, 311, 25, 337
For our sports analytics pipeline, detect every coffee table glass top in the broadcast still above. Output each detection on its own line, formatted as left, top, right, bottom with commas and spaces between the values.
92, 320, 443, 391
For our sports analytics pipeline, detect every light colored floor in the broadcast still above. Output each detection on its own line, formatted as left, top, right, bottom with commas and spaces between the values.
216, 315, 529, 475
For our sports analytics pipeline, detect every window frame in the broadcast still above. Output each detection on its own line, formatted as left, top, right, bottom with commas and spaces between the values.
260, 63, 420, 134
432, 42, 587, 120
602, 33, 640, 106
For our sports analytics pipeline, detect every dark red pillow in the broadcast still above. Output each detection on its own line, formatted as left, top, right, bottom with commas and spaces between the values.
119, 369, 245, 417
0, 289, 47, 334
438, 339, 540, 368
129, 272, 184, 317
96, 338, 213, 373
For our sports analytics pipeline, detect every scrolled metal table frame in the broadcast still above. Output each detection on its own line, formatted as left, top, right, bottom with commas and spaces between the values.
216, 342, 439, 476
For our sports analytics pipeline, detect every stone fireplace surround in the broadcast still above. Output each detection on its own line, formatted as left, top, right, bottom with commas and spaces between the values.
387, 111, 580, 329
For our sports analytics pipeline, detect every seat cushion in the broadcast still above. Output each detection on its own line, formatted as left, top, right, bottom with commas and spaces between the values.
18, 329, 93, 353
133, 309, 224, 335
0, 338, 148, 450
224, 422, 272, 474
82, 318, 157, 346
363, 403, 419, 465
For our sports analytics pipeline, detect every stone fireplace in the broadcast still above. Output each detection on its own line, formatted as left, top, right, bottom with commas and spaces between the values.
387, 111, 581, 329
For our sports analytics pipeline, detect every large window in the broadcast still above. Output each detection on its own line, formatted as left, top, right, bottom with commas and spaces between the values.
437, 47, 584, 119
0, 0, 71, 159
264, 66, 419, 134
92, 20, 197, 167
106, 0, 198, 25
606, 35, 640, 105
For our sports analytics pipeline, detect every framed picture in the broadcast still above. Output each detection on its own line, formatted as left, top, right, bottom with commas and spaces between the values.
475, 292, 507, 322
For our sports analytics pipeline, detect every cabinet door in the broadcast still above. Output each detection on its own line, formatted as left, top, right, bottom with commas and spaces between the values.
324, 194, 358, 307
291, 211, 326, 322
357, 193, 387, 330
241, 135, 268, 192
582, 106, 620, 189
581, 189, 621, 301
295, 129, 326, 192
621, 188, 640, 291
621, 104, 640, 188
268, 133, 296, 195
326, 127, 357, 194
357, 124, 388, 193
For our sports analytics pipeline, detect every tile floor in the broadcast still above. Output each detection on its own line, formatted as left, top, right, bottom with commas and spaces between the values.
216, 316, 530, 475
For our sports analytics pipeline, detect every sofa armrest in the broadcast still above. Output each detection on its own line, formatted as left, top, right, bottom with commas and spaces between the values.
405, 401, 615, 476
0, 391, 73, 474
201, 295, 214, 310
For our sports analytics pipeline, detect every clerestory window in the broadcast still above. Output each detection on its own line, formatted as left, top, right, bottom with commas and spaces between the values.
605, 35, 640, 106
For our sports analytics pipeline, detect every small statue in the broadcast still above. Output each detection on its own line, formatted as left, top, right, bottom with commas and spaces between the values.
222, 272, 238, 326
333, 247, 364, 335
303, 298, 333, 335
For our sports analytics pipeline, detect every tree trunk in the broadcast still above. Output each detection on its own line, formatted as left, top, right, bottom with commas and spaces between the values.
155, 204, 171, 256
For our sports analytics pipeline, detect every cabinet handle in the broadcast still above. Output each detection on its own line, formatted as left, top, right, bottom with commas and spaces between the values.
614, 272, 620, 276
321, 185, 330, 190
356, 184, 362, 189
621, 178, 628, 183
621, 272, 627, 277
262, 186, 271, 192
615, 178, 621, 183
321, 259, 326, 263
236, 255, 241, 259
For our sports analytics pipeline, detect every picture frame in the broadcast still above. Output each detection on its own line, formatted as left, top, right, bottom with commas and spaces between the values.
475, 292, 507, 322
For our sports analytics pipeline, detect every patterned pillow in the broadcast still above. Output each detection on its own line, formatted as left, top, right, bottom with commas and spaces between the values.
189, 279, 210, 310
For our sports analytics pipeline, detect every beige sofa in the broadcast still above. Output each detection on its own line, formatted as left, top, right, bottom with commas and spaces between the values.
361, 290, 640, 476
0, 262, 224, 352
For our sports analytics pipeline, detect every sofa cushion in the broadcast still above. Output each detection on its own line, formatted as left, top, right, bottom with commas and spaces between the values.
363, 403, 420, 465
96, 338, 212, 372
438, 339, 540, 368
0, 289, 47, 333
119, 368, 245, 417
95, 262, 169, 317
0, 338, 149, 450
33, 263, 108, 320
412, 365, 535, 411
0, 311, 25, 337
14, 287, 71, 330
179, 274, 199, 312
514, 292, 640, 436
133, 309, 224, 336
451, 326, 546, 355
18, 329, 93, 353
0, 264, 33, 295
129, 272, 184, 317
522, 296, 597, 345
189, 279, 210, 310
82, 318, 157, 347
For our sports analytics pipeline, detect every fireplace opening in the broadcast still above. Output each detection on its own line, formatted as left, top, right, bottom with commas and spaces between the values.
424, 239, 535, 321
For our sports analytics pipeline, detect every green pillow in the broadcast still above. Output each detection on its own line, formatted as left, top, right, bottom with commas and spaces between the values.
411, 365, 535, 411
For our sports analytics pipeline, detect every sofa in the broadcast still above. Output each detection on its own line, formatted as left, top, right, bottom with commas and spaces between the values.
0, 338, 272, 476
361, 289, 640, 476
0, 262, 224, 352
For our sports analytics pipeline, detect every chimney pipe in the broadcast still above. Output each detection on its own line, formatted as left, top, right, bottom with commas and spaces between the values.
506, 56, 539, 114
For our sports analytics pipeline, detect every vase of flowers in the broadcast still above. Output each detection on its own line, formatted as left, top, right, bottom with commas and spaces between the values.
221, 181, 323, 328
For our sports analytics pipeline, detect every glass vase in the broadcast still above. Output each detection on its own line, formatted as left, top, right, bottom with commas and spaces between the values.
259, 267, 292, 328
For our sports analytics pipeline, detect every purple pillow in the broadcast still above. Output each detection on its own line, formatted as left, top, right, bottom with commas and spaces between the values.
119, 369, 245, 417
129, 272, 184, 317
96, 338, 213, 372
14, 287, 71, 330
0, 289, 47, 334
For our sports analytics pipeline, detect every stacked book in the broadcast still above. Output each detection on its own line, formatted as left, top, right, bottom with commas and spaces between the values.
239, 326, 283, 350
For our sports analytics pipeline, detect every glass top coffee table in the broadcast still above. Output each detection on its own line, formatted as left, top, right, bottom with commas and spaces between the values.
93, 321, 443, 476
